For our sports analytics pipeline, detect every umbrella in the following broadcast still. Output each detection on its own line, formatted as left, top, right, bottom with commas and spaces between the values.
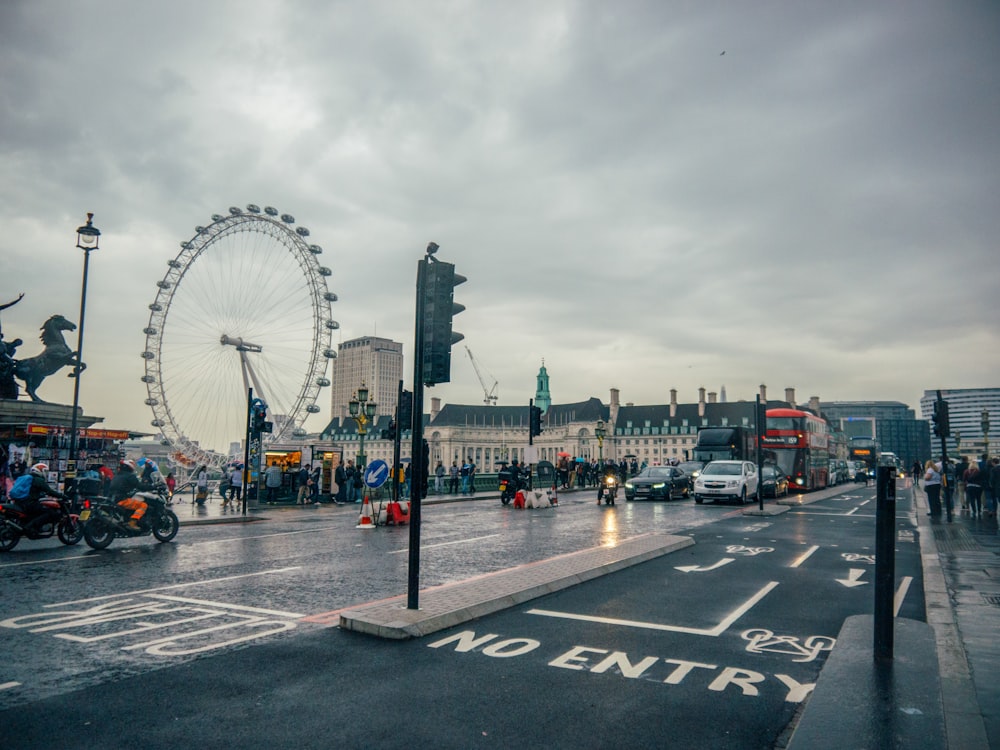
557, 451, 571, 457
623, 454, 638, 459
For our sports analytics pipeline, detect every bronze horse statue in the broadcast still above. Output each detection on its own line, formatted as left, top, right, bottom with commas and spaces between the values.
13, 314, 85, 402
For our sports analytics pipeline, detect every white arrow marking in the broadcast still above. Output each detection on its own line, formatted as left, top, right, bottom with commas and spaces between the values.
837, 568, 868, 587
674, 558, 735, 573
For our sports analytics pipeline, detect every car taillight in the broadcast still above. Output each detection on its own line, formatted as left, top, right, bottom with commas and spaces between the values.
83, 499, 91, 509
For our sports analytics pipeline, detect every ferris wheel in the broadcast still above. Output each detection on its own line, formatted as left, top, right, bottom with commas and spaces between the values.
141, 205, 339, 470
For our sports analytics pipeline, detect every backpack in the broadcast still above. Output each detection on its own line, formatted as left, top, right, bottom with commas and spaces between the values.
9, 474, 33, 500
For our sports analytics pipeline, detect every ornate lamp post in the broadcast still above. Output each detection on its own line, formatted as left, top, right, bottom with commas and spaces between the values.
982, 410, 991, 460
348, 384, 377, 473
68, 214, 101, 477
595, 420, 606, 464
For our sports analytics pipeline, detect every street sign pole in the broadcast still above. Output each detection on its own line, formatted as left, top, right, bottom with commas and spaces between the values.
874, 462, 897, 660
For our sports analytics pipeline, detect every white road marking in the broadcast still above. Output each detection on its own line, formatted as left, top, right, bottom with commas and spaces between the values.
527, 581, 780, 636
47, 567, 303, 606
0, 554, 94, 569
894, 576, 913, 616
143, 594, 304, 619
0, 681, 21, 691
389, 534, 500, 555
836, 568, 867, 587
789, 545, 819, 568
675, 558, 735, 573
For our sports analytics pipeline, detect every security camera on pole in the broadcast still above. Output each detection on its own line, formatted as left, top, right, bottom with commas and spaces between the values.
408, 242, 466, 610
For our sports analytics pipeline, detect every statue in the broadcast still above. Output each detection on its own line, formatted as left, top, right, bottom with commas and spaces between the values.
0, 293, 24, 399
11, 314, 85, 402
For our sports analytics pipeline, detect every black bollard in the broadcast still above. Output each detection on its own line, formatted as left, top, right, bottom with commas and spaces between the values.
874, 464, 897, 660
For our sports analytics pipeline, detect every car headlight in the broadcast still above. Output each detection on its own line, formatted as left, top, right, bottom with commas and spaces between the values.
624, 482, 633, 489
652, 483, 665, 489
726, 480, 737, 488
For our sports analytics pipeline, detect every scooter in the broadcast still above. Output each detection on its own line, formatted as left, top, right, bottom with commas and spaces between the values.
499, 468, 526, 506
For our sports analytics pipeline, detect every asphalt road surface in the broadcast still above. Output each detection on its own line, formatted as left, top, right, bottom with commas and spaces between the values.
0, 483, 923, 749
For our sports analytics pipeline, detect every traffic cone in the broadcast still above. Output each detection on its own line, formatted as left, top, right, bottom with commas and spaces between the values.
356, 495, 375, 529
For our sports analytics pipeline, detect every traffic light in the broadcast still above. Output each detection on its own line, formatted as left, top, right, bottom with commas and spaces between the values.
529, 405, 543, 437
420, 259, 466, 386
932, 400, 951, 438
251, 399, 270, 435
382, 419, 397, 441
398, 390, 413, 433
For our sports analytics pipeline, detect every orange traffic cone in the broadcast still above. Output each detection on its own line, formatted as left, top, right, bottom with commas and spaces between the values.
356, 495, 375, 529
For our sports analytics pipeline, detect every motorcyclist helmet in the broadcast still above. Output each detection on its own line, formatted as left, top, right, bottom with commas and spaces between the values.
136, 457, 148, 468
120, 459, 138, 473
30, 462, 48, 476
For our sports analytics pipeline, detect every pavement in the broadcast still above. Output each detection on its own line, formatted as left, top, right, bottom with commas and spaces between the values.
170, 482, 1000, 749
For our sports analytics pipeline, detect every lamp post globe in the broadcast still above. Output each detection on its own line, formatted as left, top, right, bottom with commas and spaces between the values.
69, 213, 101, 474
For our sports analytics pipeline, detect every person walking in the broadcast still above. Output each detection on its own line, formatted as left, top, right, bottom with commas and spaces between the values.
264, 462, 283, 504
979, 454, 994, 518
911, 460, 923, 493
334, 461, 347, 504
434, 460, 445, 495
296, 464, 311, 505
989, 457, 1000, 519
310, 465, 321, 504
965, 463, 983, 518
227, 465, 243, 506
955, 455, 969, 511
344, 460, 358, 503
449, 461, 460, 494
195, 465, 208, 506
924, 459, 942, 517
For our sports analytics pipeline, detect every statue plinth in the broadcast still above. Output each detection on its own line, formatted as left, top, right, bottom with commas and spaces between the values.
0, 399, 101, 430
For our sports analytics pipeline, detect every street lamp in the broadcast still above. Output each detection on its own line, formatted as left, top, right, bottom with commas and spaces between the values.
595, 420, 606, 463
348, 384, 377, 472
68, 213, 100, 478
982, 409, 991, 460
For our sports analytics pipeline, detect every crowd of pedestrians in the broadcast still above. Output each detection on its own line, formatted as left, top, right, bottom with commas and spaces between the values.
917, 454, 1000, 519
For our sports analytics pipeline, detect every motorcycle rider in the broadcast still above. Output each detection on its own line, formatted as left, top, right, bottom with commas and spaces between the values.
109, 460, 152, 530
598, 460, 619, 504
17, 462, 67, 531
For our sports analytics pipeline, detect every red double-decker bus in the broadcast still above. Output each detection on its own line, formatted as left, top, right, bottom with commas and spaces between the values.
763, 408, 831, 491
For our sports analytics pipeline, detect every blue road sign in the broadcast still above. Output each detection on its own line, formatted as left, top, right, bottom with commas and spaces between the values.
364, 459, 389, 489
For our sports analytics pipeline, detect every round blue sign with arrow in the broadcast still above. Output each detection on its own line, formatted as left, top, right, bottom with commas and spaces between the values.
364, 459, 389, 489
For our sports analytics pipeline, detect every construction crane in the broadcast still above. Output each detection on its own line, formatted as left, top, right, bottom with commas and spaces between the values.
465, 346, 498, 405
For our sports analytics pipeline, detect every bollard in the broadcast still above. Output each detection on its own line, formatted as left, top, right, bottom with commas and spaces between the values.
874, 464, 897, 660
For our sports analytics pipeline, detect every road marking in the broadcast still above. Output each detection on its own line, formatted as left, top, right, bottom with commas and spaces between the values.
143, 594, 304, 619
789, 545, 819, 568
0, 681, 21, 691
846, 507, 859, 515
47, 567, 303, 606
388, 534, 500, 555
527, 581, 779, 636
675, 558, 735, 573
894, 576, 913, 616
836, 569, 867, 587
0, 554, 94, 569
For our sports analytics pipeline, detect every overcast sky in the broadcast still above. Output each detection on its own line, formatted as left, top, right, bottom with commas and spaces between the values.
2, 0, 998, 443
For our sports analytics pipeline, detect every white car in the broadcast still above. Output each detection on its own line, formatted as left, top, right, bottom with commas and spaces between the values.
693, 460, 760, 505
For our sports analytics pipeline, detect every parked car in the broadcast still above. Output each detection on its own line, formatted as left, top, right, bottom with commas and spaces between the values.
761, 465, 789, 498
624, 465, 690, 501
693, 460, 760, 505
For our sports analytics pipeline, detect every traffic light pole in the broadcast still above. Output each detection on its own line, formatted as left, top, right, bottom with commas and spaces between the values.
407, 257, 428, 610
242, 388, 253, 516
936, 390, 952, 522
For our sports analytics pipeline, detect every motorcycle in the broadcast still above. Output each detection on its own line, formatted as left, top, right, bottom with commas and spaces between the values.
0, 495, 84, 551
80, 486, 180, 550
499, 468, 526, 506
597, 473, 619, 505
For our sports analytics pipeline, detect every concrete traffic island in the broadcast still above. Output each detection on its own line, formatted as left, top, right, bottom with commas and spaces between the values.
339, 532, 694, 639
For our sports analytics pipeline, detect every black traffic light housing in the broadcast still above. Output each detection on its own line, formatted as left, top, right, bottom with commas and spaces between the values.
382, 419, 397, 441
529, 405, 543, 437
420, 259, 466, 386
933, 399, 951, 438
251, 400, 271, 435
398, 390, 413, 433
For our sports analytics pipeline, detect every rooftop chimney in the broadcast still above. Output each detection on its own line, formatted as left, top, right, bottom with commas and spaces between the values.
759, 384, 767, 403
708, 391, 717, 404
430, 397, 441, 421
670, 388, 678, 418
785, 388, 796, 407
698, 387, 706, 418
